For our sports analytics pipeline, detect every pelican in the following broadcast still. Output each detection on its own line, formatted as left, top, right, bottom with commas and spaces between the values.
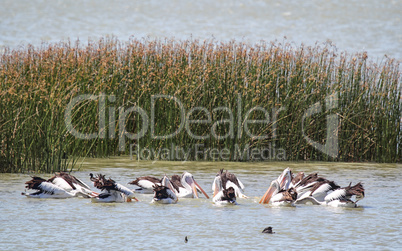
295, 182, 365, 207
89, 173, 138, 203
22, 176, 78, 198
262, 168, 365, 207
259, 167, 293, 204
269, 187, 298, 206
212, 174, 237, 205
22, 173, 97, 198
47, 172, 98, 198
152, 184, 178, 204
294, 173, 340, 202
128, 176, 161, 194
168, 172, 209, 198
212, 169, 247, 199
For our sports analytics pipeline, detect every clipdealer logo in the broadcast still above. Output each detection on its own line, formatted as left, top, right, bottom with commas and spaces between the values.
64, 93, 339, 161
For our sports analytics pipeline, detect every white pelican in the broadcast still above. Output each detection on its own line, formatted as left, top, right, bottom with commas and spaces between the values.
294, 173, 340, 202
92, 190, 131, 203
291, 171, 365, 207
47, 172, 98, 198
151, 184, 178, 204
259, 167, 293, 204
262, 168, 365, 207
22, 173, 98, 198
269, 187, 298, 206
22, 176, 78, 199
212, 169, 247, 199
295, 182, 365, 207
168, 172, 210, 198
128, 176, 161, 194
89, 173, 138, 203
294, 173, 340, 204
212, 175, 237, 205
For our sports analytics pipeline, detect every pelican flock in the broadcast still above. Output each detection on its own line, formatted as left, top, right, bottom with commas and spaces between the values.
22, 168, 365, 208
259, 168, 365, 208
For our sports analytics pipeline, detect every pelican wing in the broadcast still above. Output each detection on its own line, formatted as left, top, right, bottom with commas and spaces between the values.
212, 176, 222, 197
129, 177, 160, 190
40, 182, 71, 195
222, 170, 244, 191
166, 188, 178, 202
212, 176, 218, 193
325, 183, 365, 203
22, 182, 76, 198
115, 183, 135, 198
295, 181, 318, 198
212, 190, 224, 203
324, 189, 347, 202
49, 172, 92, 190
237, 178, 245, 190
294, 196, 322, 205
49, 177, 74, 191
73, 183, 98, 198
307, 182, 338, 202
69, 175, 92, 190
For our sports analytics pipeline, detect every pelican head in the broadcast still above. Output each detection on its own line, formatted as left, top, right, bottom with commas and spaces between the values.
181, 172, 209, 199
161, 175, 172, 188
278, 167, 293, 190
259, 168, 293, 204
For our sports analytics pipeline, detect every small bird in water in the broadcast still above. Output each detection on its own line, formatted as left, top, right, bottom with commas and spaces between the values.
262, 226, 275, 234
185, 236, 188, 243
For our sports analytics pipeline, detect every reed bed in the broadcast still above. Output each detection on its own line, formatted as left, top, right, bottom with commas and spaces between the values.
0, 37, 400, 172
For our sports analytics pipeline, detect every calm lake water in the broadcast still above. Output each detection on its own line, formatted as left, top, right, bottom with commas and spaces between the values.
1, 1, 401, 250
0, 159, 401, 250
0, 0, 401, 61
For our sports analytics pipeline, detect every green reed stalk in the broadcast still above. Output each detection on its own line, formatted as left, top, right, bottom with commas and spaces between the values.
0, 37, 400, 173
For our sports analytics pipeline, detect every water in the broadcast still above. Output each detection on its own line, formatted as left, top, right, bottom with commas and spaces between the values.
1, 159, 401, 250
0, 0, 401, 61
